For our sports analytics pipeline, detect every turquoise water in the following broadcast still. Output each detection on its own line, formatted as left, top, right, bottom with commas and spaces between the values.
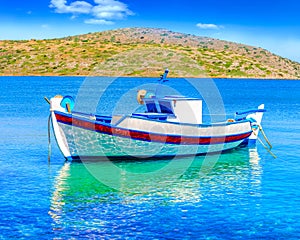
0, 77, 299, 239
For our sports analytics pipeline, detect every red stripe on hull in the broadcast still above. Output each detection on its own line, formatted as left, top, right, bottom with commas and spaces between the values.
55, 112, 251, 145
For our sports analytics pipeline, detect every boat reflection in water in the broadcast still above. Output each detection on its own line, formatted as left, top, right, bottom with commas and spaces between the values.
49, 147, 262, 235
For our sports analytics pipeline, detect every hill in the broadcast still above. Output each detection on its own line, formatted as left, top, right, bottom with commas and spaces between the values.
0, 27, 300, 78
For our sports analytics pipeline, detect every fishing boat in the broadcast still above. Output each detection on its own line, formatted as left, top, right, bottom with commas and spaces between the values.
46, 70, 268, 161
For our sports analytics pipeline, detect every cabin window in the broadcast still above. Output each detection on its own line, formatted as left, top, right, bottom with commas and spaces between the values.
159, 101, 174, 114
145, 100, 158, 113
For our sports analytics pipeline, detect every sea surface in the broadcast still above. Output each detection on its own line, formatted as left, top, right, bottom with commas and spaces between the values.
0, 76, 299, 239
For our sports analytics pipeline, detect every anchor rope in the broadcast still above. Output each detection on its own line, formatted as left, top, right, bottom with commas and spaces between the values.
48, 113, 52, 162
258, 124, 272, 149
253, 125, 277, 159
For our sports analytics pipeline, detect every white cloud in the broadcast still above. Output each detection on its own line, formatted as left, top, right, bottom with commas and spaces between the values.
50, 0, 92, 14
49, 0, 133, 24
92, 0, 133, 19
84, 19, 114, 25
196, 23, 222, 30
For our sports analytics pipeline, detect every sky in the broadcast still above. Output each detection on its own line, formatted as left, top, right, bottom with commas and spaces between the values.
1, 0, 300, 62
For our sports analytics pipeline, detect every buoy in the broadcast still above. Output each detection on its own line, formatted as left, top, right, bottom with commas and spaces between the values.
60, 96, 75, 113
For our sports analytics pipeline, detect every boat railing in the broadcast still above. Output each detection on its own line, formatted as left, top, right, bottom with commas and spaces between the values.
235, 108, 266, 121
235, 108, 266, 116
72, 111, 112, 123
115, 113, 250, 128
69, 110, 251, 128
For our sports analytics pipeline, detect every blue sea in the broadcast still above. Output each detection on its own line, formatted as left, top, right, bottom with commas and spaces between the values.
0, 76, 299, 239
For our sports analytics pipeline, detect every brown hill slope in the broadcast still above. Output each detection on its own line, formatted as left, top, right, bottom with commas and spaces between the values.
0, 27, 299, 78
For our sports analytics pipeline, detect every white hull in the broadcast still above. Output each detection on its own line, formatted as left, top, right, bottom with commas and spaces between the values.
52, 110, 252, 160
59, 122, 245, 159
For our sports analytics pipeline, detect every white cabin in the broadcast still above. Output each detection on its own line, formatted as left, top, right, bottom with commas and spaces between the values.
137, 96, 203, 124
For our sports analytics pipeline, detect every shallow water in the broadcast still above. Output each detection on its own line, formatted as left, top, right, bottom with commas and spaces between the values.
0, 77, 299, 239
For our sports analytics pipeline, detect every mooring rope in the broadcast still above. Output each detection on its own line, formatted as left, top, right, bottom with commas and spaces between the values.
258, 124, 272, 149
44, 97, 52, 162
48, 113, 52, 162
253, 126, 277, 159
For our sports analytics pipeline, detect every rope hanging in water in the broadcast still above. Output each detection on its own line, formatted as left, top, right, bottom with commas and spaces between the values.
257, 136, 277, 159
48, 113, 52, 162
258, 124, 272, 149
253, 125, 277, 159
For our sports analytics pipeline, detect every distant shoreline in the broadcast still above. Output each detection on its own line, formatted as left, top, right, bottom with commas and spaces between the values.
1, 28, 300, 79
0, 74, 299, 80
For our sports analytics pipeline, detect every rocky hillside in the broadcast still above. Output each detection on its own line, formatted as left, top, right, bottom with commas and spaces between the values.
0, 27, 300, 78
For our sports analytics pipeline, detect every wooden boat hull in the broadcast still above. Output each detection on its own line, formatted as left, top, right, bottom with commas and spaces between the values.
52, 111, 252, 160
